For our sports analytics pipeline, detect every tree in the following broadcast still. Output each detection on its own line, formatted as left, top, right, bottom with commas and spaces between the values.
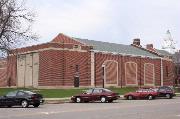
0, 0, 37, 58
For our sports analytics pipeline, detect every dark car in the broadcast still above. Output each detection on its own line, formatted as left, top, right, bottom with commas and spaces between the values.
154, 86, 176, 99
71, 88, 120, 103
124, 88, 158, 100
0, 90, 44, 108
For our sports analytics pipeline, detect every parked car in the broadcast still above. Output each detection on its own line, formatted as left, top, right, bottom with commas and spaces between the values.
0, 90, 44, 108
124, 88, 158, 100
153, 86, 176, 99
71, 88, 120, 103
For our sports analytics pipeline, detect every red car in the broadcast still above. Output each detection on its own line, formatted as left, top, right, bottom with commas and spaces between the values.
71, 88, 120, 103
124, 88, 158, 100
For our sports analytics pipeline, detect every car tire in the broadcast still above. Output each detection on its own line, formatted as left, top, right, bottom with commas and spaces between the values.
33, 103, 40, 108
21, 100, 29, 108
148, 95, 153, 100
166, 94, 171, 99
100, 96, 106, 103
76, 97, 81, 103
127, 95, 133, 100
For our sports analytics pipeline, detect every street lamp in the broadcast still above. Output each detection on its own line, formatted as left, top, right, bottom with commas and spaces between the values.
102, 64, 105, 88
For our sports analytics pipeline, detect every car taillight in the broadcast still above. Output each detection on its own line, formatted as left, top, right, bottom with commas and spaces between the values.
31, 95, 37, 100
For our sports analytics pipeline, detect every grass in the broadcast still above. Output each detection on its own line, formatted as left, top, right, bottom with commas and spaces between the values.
0, 87, 138, 98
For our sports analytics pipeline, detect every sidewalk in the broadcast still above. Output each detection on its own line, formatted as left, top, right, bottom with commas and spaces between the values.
44, 93, 180, 104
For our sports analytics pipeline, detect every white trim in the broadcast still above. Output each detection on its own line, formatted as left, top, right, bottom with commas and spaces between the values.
10, 47, 87, 56
125, 62, 138, 86
161, 58, 164, 86
102, 60, 118, 86
90, 52, 95, 86
92, 50, 161, 59
144, 63, 155, 86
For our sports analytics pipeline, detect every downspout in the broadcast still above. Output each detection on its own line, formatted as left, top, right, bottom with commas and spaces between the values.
161, 58, 163, 86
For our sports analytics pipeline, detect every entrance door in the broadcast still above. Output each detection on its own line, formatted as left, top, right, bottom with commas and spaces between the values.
74, 76, 79, 87
17, 55, 26, 87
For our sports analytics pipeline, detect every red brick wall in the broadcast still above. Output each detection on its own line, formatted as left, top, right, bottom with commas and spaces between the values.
39, 50, 91, 87
94, 53, 173, 87
39, 50, 64, 86
163, 60, 175, 86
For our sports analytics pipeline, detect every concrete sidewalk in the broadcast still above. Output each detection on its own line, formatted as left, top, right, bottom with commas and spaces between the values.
44, 93, 180, 104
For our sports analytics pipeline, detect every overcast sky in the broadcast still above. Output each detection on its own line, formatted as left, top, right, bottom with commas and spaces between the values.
27, 0, 180, 51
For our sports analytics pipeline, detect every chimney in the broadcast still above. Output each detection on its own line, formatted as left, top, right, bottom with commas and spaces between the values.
133, 38, 141, 46
146, 44, 153, 50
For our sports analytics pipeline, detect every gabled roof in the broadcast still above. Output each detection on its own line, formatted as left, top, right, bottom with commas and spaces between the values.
75, 38, 160, 58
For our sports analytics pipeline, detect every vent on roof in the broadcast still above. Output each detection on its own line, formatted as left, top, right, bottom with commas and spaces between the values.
133, 38, 141, 46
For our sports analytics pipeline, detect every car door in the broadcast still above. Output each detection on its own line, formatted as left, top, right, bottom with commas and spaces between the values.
158, 87, 166, 97
92, 89, 102, 101
15, 91, 26, 105
0, 96, 7, 106
5, 91, 18, 106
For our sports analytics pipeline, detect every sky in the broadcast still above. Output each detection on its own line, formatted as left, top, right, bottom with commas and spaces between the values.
27, 0, 180, 51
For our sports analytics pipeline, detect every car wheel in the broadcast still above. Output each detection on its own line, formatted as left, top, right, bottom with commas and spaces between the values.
21, 100, 29, 108
100, 96, 106, 103
166, 94, 171, 99
33, 103, 40, 108
76, 97, 81, 103
127, 95, 133, 100
148, 95, 153, 100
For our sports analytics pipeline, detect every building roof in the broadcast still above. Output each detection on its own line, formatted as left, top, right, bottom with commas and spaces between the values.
173, 51, 180, 64
75, 38, 160, 58
156, 49, 172, 57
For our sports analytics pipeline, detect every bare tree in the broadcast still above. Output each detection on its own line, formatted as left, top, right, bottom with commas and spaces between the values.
0, 0, 37, 58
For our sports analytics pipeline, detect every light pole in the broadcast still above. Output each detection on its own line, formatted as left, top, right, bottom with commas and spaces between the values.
102, 64, 105, 88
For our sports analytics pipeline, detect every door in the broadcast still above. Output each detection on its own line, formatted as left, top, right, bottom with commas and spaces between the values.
74, 76, 79, 87
5, 91, 18, 106
17, 55, 26, 87
92, 89, 103, 101
25, 54, 33, 87
32, 53, 39, 88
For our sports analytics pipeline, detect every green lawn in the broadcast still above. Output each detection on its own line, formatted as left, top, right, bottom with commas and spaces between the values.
0, 87, 137, 98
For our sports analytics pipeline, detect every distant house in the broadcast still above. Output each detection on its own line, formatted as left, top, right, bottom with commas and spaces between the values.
0, 33, 175, 88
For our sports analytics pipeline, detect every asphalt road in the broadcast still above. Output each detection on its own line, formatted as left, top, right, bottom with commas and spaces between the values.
0, 97, 180, 119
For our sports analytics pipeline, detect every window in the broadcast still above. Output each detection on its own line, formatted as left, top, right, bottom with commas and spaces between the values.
17, 91, 25, 96
75, 65, 79, 72
93, 89, 102, 94
6, 91, 17, 97
73, 45, 81, 50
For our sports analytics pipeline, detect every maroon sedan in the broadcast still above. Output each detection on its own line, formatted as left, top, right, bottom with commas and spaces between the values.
71, 88, 120, 103
124, 89, 158, 100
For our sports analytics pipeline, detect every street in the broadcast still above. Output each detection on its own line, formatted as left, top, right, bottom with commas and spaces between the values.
0, 97, 180, 119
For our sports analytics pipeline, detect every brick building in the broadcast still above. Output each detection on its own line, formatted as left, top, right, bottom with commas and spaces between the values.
173, 51, 180, 86
0, 33, 175, 88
